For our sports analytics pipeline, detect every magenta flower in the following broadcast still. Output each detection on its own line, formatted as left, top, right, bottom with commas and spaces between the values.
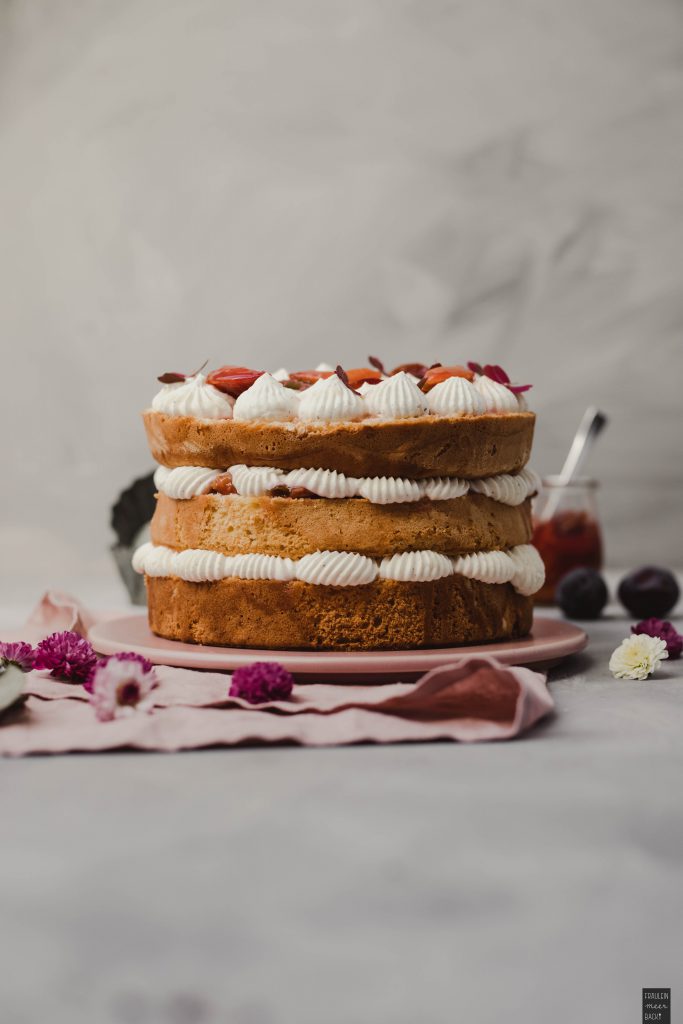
34, 631, 97, 684
0, 641, 35, 673
632, 618, 682, 660
88, 653, 157, 722
229, 662, 295, 704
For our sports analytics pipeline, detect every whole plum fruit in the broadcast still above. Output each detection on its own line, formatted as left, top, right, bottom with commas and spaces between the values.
555, 568, 609, 620
618, 567, 680, 619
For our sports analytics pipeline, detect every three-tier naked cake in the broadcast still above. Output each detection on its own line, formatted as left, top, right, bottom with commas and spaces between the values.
133, 360, 545, 650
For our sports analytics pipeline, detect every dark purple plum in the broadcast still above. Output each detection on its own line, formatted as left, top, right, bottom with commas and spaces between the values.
555, 568, 609, 620
618, 567, 680, 618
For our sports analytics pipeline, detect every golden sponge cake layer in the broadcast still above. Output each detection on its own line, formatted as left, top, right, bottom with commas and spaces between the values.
151, 492, 533, 559
146, 574, 533, 650
144, 410, 535, 479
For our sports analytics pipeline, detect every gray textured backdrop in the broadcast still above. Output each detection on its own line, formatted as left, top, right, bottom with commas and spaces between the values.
1, 0, 682, 595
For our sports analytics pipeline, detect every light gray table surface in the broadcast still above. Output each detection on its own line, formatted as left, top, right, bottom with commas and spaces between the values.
1, 596, 682, 1024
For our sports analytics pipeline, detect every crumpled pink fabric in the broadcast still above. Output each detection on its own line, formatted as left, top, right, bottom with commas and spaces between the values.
0, 591, 554, 755
20, 589, 98, 643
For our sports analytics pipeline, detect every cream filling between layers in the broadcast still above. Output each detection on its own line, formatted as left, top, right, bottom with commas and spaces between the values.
132, 542, 545, 595
153, 464, 540, 506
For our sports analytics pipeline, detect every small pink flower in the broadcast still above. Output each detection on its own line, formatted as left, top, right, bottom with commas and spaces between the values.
229, 662, 294, 704
632, 618, 682, 660
34, 631, 97, 684
0, 641, 35, 673
88, 653, 157, 722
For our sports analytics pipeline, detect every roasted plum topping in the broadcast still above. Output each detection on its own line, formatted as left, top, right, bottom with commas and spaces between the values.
209, 473, 237, 495
206, 366, 263, 397
419, 365, 475, 392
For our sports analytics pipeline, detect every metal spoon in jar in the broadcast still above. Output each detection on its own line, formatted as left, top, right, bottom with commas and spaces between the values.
544, 406, 608, 519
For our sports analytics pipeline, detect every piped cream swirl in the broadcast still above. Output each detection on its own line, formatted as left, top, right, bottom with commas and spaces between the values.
295, 551, 378, 586
153, 465, 221, 499
228, 553, 297, 581
422, 477, 470, 500
133, 542, 545, 594
132, 542, 177, 577
229, 464, 285, 496
379, 550, 453, 582
284, 467, 358, 499
427, 376, 486, 417
233, 373, 299, 421
174, 548, 233, 582
151, 374, 234, 420
356, 476, 424, 504
364, 372, 428, 419
473, 374, 520, 413
452, 549, 516, 585
297, 374, 365, 422
469, 467, 541, 506
154, 463, 539, 506
508, 544, 546, 596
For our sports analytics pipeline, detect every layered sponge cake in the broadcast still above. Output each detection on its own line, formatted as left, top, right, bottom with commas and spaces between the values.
134, 361, 545, 650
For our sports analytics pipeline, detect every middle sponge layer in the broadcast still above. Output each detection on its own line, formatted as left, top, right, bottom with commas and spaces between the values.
151, 491, 533, 559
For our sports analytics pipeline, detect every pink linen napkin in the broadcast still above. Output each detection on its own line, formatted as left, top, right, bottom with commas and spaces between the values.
0, 592, 554, 755
19, 589, 98, 642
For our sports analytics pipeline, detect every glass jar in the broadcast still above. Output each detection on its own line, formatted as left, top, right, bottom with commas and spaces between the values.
531, 477, 603, 604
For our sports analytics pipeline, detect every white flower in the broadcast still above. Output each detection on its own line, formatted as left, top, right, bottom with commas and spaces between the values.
609, 634, 669, 680
89, 654, 157, 722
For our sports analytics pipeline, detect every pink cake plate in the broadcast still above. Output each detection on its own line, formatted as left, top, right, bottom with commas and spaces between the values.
89, 613, 587, 683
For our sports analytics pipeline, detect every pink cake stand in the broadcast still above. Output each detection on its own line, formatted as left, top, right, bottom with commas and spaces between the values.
89, 613, 587, 683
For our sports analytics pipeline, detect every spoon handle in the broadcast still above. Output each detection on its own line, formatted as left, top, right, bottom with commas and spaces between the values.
541, 407, 608, 521
557, 407, 608, 485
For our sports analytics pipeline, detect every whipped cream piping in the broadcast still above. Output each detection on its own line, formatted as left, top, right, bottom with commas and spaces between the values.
150, 371, 529, 421
422, 477, 471, 501
363, 372, 429, 419
151, 373, 234, 420
296, 550, 378, 586
508, 544, 546, 596
173, 548, 236, 582
452, 549, 516, 586
469, 467, 541, 506
284, 466, 357, 499
427, 376, 486, 417
355, 476, 424, 504
132, 542, 177, 577
154, 464, 539, 506
153, 465, 222, 500
232, 372, 300, 421
473, 374, 520, 412
297, 374, 365, 422
133, 542, 545, 594
378, 550, 453, 582
229, 464, 284, 496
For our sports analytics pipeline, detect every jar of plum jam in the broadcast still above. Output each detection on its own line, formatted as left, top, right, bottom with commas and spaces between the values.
532, 477, 603, 604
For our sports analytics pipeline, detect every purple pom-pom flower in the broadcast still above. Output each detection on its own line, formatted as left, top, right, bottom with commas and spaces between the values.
0, 641, 36, 673
632, 618, 683, 660
34, 631, 98, 684
88, 653, 157, 722
229, 662, 295, 704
